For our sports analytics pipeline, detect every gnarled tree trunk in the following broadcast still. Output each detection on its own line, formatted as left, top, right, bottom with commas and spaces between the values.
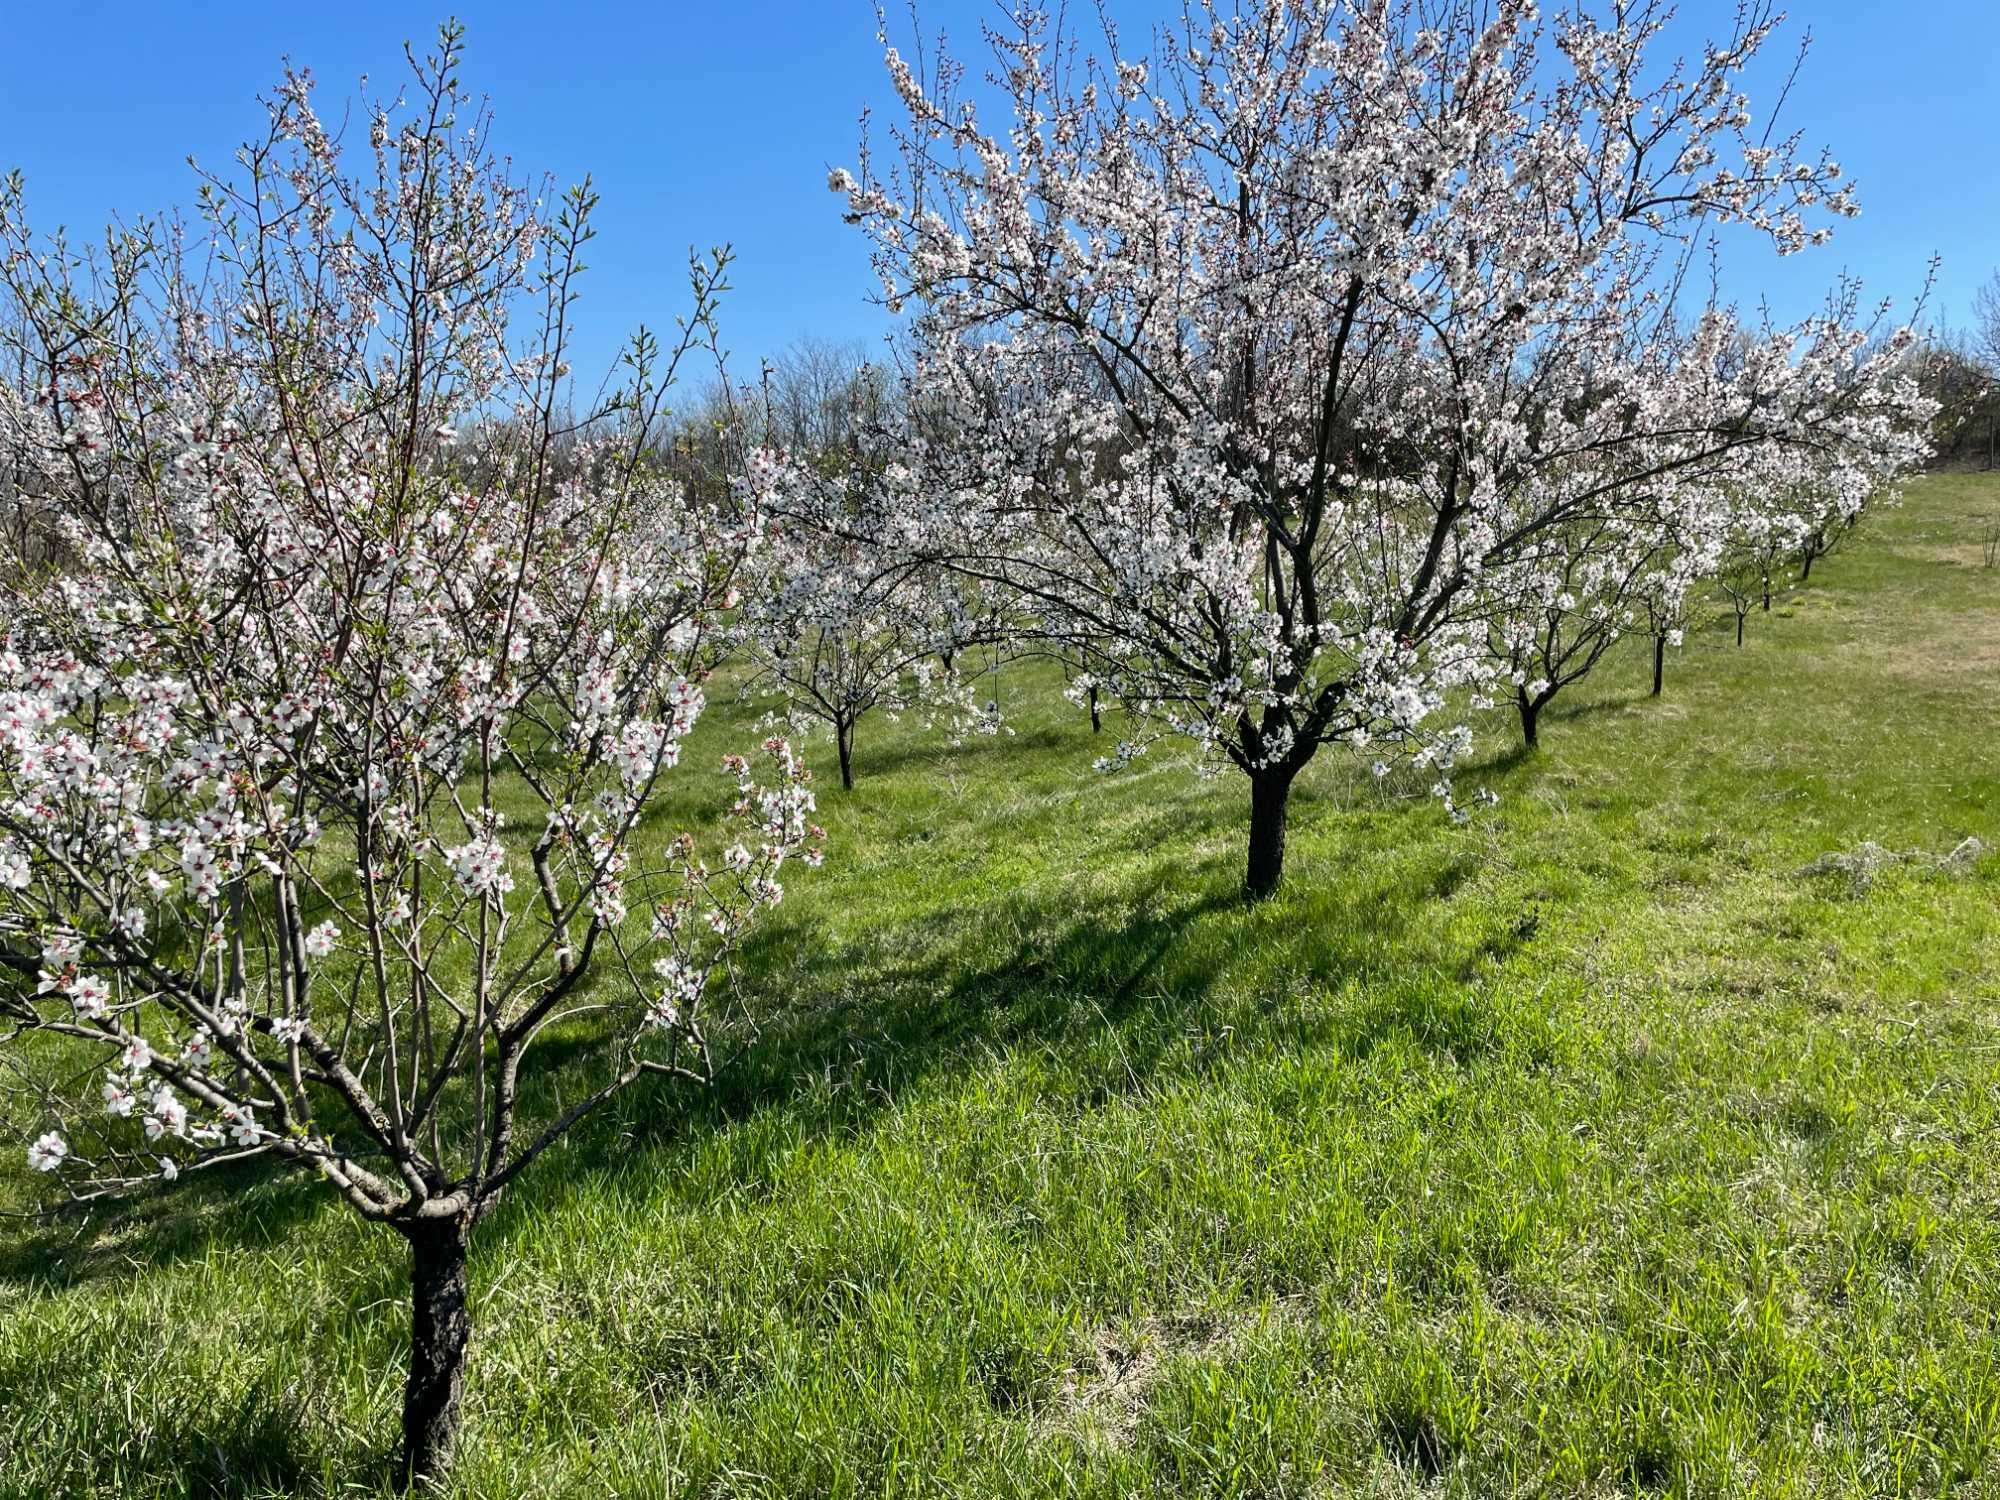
398, 1215, 474, 1491
1245, 765, 1297, 900
835, 717, 855, 791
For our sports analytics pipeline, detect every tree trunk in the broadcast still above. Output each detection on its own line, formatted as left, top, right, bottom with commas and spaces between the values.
835, 718, 855, 791
1800, 549, 1815, 583
1088, 682, 1101, 734
1651, 634, 1665, 698
1735, 609, 1745, 647
1762, 572, 1771, 611
1244, 766, 1296, 900
398, 1217, 473, 1491
1518, 692, 1540, 749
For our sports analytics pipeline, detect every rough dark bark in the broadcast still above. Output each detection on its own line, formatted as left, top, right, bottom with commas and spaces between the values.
1651, 633, 1666, 698
1762, 573, 1772, 611
1518, 692, 1541, 748
1735, 609, 1746, 647
1800, 549, 1816, 583
1088, 682, 1101, 734
835, 718, 855, 791
398, 1216, 473, 1491
1245, 766, 1296, 900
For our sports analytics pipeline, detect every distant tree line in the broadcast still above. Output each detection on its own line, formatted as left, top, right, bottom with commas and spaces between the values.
1910, 271, 2000, 470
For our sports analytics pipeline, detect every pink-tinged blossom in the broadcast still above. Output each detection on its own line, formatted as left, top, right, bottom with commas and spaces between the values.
144, 1088, 188, 1140
219, 1104, 261, 1147
181, 842, 223, 903
444, 837, 514, 898
68, 975, 111, 1019
614, 719, 680, 790
27, 1132, 66, 1171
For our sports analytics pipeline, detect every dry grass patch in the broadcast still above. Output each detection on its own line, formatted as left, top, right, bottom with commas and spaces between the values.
1033, 1302, 1305, 1453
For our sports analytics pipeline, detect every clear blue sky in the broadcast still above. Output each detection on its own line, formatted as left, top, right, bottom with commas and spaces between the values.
2, 1, 1994, 383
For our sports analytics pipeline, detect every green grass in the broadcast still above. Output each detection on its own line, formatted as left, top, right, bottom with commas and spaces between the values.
5, 474, 2000, 1498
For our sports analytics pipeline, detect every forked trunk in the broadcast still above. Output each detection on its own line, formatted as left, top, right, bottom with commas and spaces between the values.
1245, 766, 1296, 900
1651, 634, 1666, 698
1518, 692, 1541, 748
398, 1216, 473, 1491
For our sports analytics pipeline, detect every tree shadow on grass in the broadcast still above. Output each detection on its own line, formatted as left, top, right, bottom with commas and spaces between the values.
96, 1392, 329, 1500
0, 1139, 350, 1286
844, 720, 1077, 784
479, 827, 1502, 1244
494, 863, 1249, 1199
1457, 693, 1647, 782
3, 787, 1505, 1294
0, 856, 1248, 1290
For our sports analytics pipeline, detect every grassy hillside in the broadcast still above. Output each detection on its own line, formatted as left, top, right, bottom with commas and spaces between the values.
4, 474, 1999, 1498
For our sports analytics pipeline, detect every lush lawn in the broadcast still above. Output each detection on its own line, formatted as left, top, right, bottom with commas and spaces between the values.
4, 474, 1999, 1498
